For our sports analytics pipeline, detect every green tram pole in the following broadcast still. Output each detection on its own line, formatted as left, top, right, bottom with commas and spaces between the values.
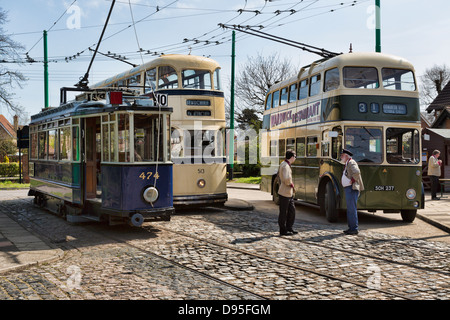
375, 0, 381, 53
43, 30, 49, 108
229, 31, 236, 180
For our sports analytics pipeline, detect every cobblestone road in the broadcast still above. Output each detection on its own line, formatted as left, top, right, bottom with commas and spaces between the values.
0, 194, 449, 301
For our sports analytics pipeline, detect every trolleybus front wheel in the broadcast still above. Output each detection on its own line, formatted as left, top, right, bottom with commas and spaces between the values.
321, 181, 338, 222
400, 209, 416, 223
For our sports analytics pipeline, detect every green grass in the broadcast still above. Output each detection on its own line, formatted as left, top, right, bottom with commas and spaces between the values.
231, 176, 261, 184
0, 180, 30, 189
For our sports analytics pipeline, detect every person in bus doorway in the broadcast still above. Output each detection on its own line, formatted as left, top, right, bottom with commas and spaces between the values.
340, 149, 364, 235
428, 150, 442, 200
278, 150, 298, 236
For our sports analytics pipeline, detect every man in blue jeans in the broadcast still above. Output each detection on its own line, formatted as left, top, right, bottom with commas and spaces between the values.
340, 149, 364, 235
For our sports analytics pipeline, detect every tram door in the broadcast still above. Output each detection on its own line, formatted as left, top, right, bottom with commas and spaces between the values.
85, 117, 101, 199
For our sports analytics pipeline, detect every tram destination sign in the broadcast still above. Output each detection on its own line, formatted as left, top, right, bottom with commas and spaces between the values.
270, 101, 321, 129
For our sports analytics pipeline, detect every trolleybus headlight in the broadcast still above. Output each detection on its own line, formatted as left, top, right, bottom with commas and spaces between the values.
143, 186, 159, 203
416, 170, 421, 176
197, 179, 206, 188
406, 189, 416, 200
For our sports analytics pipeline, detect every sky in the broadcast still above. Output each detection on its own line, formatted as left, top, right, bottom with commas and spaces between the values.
1, 0, 450, 124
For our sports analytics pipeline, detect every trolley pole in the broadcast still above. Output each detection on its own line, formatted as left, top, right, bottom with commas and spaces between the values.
229, 30, 236, 180
43, 30, 49, 108
375, 0, 381, 53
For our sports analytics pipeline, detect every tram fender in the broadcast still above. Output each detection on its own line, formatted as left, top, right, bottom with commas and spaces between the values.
318, 172, 341, 205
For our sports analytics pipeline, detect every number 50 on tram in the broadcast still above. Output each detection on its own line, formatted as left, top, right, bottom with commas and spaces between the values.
260, 52, 424, 223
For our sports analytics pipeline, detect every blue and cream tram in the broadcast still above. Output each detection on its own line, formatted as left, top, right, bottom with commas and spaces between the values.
28, 93, 174, 227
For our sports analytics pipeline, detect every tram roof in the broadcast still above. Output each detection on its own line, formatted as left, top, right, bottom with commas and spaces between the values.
271, 52, 416, 90
91, 54, 221, 89
30, 100, 173, 125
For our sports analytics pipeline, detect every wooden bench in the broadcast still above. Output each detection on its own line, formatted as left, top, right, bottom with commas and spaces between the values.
439, 179, 450, 198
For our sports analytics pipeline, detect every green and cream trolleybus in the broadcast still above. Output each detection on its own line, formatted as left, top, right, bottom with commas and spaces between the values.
260, 52, 423, 222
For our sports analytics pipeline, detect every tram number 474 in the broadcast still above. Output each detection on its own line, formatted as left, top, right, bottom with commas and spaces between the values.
139, 171, 160, 180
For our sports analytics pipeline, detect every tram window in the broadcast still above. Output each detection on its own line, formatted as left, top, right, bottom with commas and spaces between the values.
299, 79, 308, 100
265, 93, 273, 110
296, 137, 305, 157
306, 136, 318, 157
343, 67, 379, 89
280, 87, 288, 106
183, 129, 218, 158
144, 68, 157, 93
102, 123, 109, 162
213, 68, 221, 90
134, 114, 164, 162
118, 114, 130, 162
48, 130, 57, 160
344, 127, 382, 163
30, 133, 38, 159
309, 74, 321, 96
182, 69, 212, 90
72, 127, 80, 162
286, 138, 295, 152
272, 90, 280, 108
109, 123, 116, 162
158, 66, 178, 89
288, 83, 298, 102
382, 68, 416, 91
386, 128, 420, 164
324, 68, 340, 92
38, 131, 47, 160
128, 74, 141, 92
59, 127, 71, 161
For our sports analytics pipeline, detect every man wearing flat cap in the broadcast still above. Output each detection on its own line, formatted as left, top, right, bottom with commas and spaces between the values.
340, 149, 364, 235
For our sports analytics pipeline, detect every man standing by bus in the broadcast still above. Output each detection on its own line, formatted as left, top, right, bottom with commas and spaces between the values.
278, 150, 297, 236
340, 149, 364, 235
428, 150, 442, 200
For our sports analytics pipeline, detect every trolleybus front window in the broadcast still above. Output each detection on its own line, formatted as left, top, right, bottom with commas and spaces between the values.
344, 127, 382, 163
386, 128, 420, 164
343, 67, 379, 89
382, 68, 416, 91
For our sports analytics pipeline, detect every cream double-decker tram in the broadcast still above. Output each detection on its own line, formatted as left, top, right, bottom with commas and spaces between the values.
79, 54, 227, 207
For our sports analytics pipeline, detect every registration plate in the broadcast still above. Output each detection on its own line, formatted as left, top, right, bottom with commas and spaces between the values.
374, 185, 395, 191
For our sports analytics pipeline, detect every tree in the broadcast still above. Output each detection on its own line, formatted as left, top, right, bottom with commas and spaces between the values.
0, 8, 27, 116
419, 64, 450, 108
236, 107, 262, 131
235, 52, 296, 115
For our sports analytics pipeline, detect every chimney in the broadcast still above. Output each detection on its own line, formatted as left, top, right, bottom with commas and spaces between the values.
13, 115, 18, 132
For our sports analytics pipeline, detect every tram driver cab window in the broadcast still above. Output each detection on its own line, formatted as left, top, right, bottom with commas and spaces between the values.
134, 114, 164, 162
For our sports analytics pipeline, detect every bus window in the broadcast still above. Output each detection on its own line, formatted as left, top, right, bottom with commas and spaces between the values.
272, 90, 280, 108
344, 127, 382, 163
288, 83, 298, 102
286, 138, 295, 152
182, 69, 212, 89
270, 139, 278, 157
265, 93, 273, 110
382, 68, 416, 91
307, 136, 318, 157
386, 128, 420, 164
144, 68, 157, 93
279, 139, 286, 157
309, 74, 321, 96
280, 87, 288, 106
213, 68, 221, 90
324, 68, 340, 92
331, 126, 343, 160
299, 79, 308, 100
321, 131, 329, 157
158, 66, 178, 89
296, 137, 305, 157
343, 67, 379, 89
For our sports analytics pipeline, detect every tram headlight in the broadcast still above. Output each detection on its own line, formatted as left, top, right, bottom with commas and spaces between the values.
406, 188, 416, 200
197, 179, 206, 188
143, 186, 159, 203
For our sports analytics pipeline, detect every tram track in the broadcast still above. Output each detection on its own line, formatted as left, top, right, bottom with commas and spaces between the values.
181, 211, 450, 276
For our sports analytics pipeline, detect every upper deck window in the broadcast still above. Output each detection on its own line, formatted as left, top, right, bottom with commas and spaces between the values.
288, 83, 297, 102
265, 93, 273, 110
158, 66, 178, 89
280, 87, 288, 106
382, 68, 416, 91
272, 90, 280, 108
324, 68, 340, 92
182, 69, 212, 90
299, 79, 308, 100
213, 68, 221, 90
309, 74, 321, 96
343, 67, 379, 89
